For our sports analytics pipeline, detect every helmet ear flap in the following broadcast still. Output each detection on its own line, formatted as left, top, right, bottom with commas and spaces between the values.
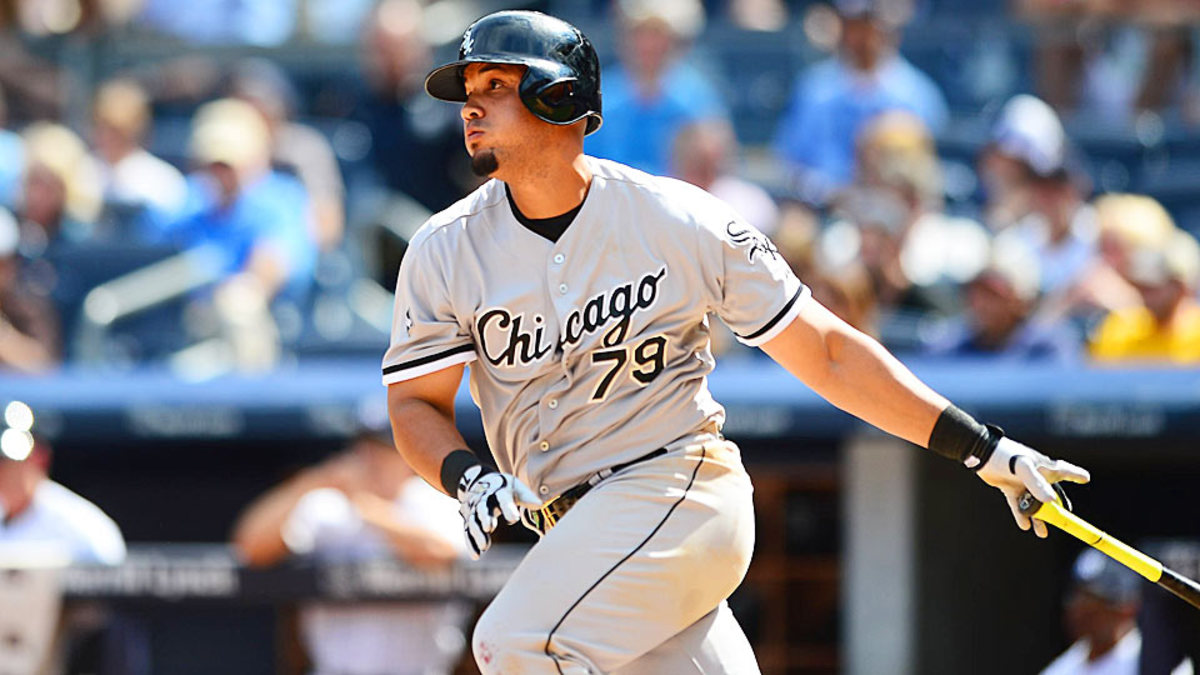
539, 79, 575, 107
523, 77, 587, 124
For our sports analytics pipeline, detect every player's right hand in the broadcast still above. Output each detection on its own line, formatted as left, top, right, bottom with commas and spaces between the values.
456, 465, 541, 559
975, 437, 1090, 538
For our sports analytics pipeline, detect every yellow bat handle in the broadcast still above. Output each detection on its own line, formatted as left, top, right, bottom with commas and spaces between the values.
1030, 500, 1165, 582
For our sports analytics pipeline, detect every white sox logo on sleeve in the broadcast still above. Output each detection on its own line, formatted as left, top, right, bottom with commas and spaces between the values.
726, 222, 780, 263
477, 266, 668, 368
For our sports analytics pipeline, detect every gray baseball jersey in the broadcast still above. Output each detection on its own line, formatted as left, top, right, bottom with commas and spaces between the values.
382, 158, 808, 499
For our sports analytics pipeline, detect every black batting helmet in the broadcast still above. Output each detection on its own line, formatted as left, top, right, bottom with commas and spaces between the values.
424, 11, 602, 135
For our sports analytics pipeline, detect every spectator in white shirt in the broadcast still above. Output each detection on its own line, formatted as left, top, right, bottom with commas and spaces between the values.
91, 78, 188, 225
0, 400, 126, 565
232, 411, 469, 675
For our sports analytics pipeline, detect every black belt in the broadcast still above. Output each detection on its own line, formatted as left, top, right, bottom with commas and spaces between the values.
525, 447, 669, 535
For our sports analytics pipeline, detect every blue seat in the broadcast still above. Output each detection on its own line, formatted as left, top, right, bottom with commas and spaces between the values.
901, 19, 1030, 115
44, 242, 187, 363
704, 22, 816, 145
1134, 157, 1200, 237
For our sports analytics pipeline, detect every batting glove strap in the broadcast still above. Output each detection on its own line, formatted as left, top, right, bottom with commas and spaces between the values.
967, 424, 1004, 471
927, 404, 1002, 470
440, 448, 483, 495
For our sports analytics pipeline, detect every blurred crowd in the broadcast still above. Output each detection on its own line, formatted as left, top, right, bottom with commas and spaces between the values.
0, 0, 1200, 378
0, 394, 475, 674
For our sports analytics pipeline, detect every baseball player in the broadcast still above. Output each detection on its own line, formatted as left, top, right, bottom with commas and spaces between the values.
383, 11, 1091, 674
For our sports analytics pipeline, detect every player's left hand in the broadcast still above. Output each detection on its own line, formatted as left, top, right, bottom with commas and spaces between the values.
975, 437, 1090, 538
456, 465, 542, 559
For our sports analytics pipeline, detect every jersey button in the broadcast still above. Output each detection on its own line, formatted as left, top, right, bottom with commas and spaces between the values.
558, 283, 568, 294
538, 441, 550, 451
547, 399, 558, 409
539, 485, 550, 495
553, 253, 565, 264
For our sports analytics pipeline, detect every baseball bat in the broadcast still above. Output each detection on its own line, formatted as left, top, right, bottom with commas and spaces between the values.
1018, 491, 1200, 611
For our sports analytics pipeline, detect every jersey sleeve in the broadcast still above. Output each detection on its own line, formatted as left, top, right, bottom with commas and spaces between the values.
697, 204, 809, 347
381, 230, 477, 385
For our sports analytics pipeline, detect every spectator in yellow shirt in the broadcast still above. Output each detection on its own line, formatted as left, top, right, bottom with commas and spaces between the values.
1090, 229, 1200, 363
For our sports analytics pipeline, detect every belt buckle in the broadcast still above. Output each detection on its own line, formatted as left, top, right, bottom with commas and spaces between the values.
535, 492, 580, 534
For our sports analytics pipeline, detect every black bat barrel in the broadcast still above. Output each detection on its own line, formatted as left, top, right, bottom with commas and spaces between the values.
1158, 567, 1200, 611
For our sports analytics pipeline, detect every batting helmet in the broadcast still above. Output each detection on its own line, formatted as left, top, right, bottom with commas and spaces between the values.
424, 11, 603, 135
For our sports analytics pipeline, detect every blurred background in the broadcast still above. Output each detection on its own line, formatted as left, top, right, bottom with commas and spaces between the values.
1, 0, 1199, 673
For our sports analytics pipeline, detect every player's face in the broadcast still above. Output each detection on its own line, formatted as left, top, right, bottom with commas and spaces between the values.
460, 63, 544, 177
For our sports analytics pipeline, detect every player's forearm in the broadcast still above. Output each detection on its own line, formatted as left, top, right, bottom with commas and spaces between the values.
388, 394, 470, 496
811, 328, 946, 446
762, 302, 948, 448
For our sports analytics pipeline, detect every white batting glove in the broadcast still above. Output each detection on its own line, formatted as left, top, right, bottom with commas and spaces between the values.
976, 437, 1090, 538
456, 465, 542, 559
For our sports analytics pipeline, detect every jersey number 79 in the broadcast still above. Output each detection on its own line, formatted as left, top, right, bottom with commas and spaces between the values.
590, 336, 667, 400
